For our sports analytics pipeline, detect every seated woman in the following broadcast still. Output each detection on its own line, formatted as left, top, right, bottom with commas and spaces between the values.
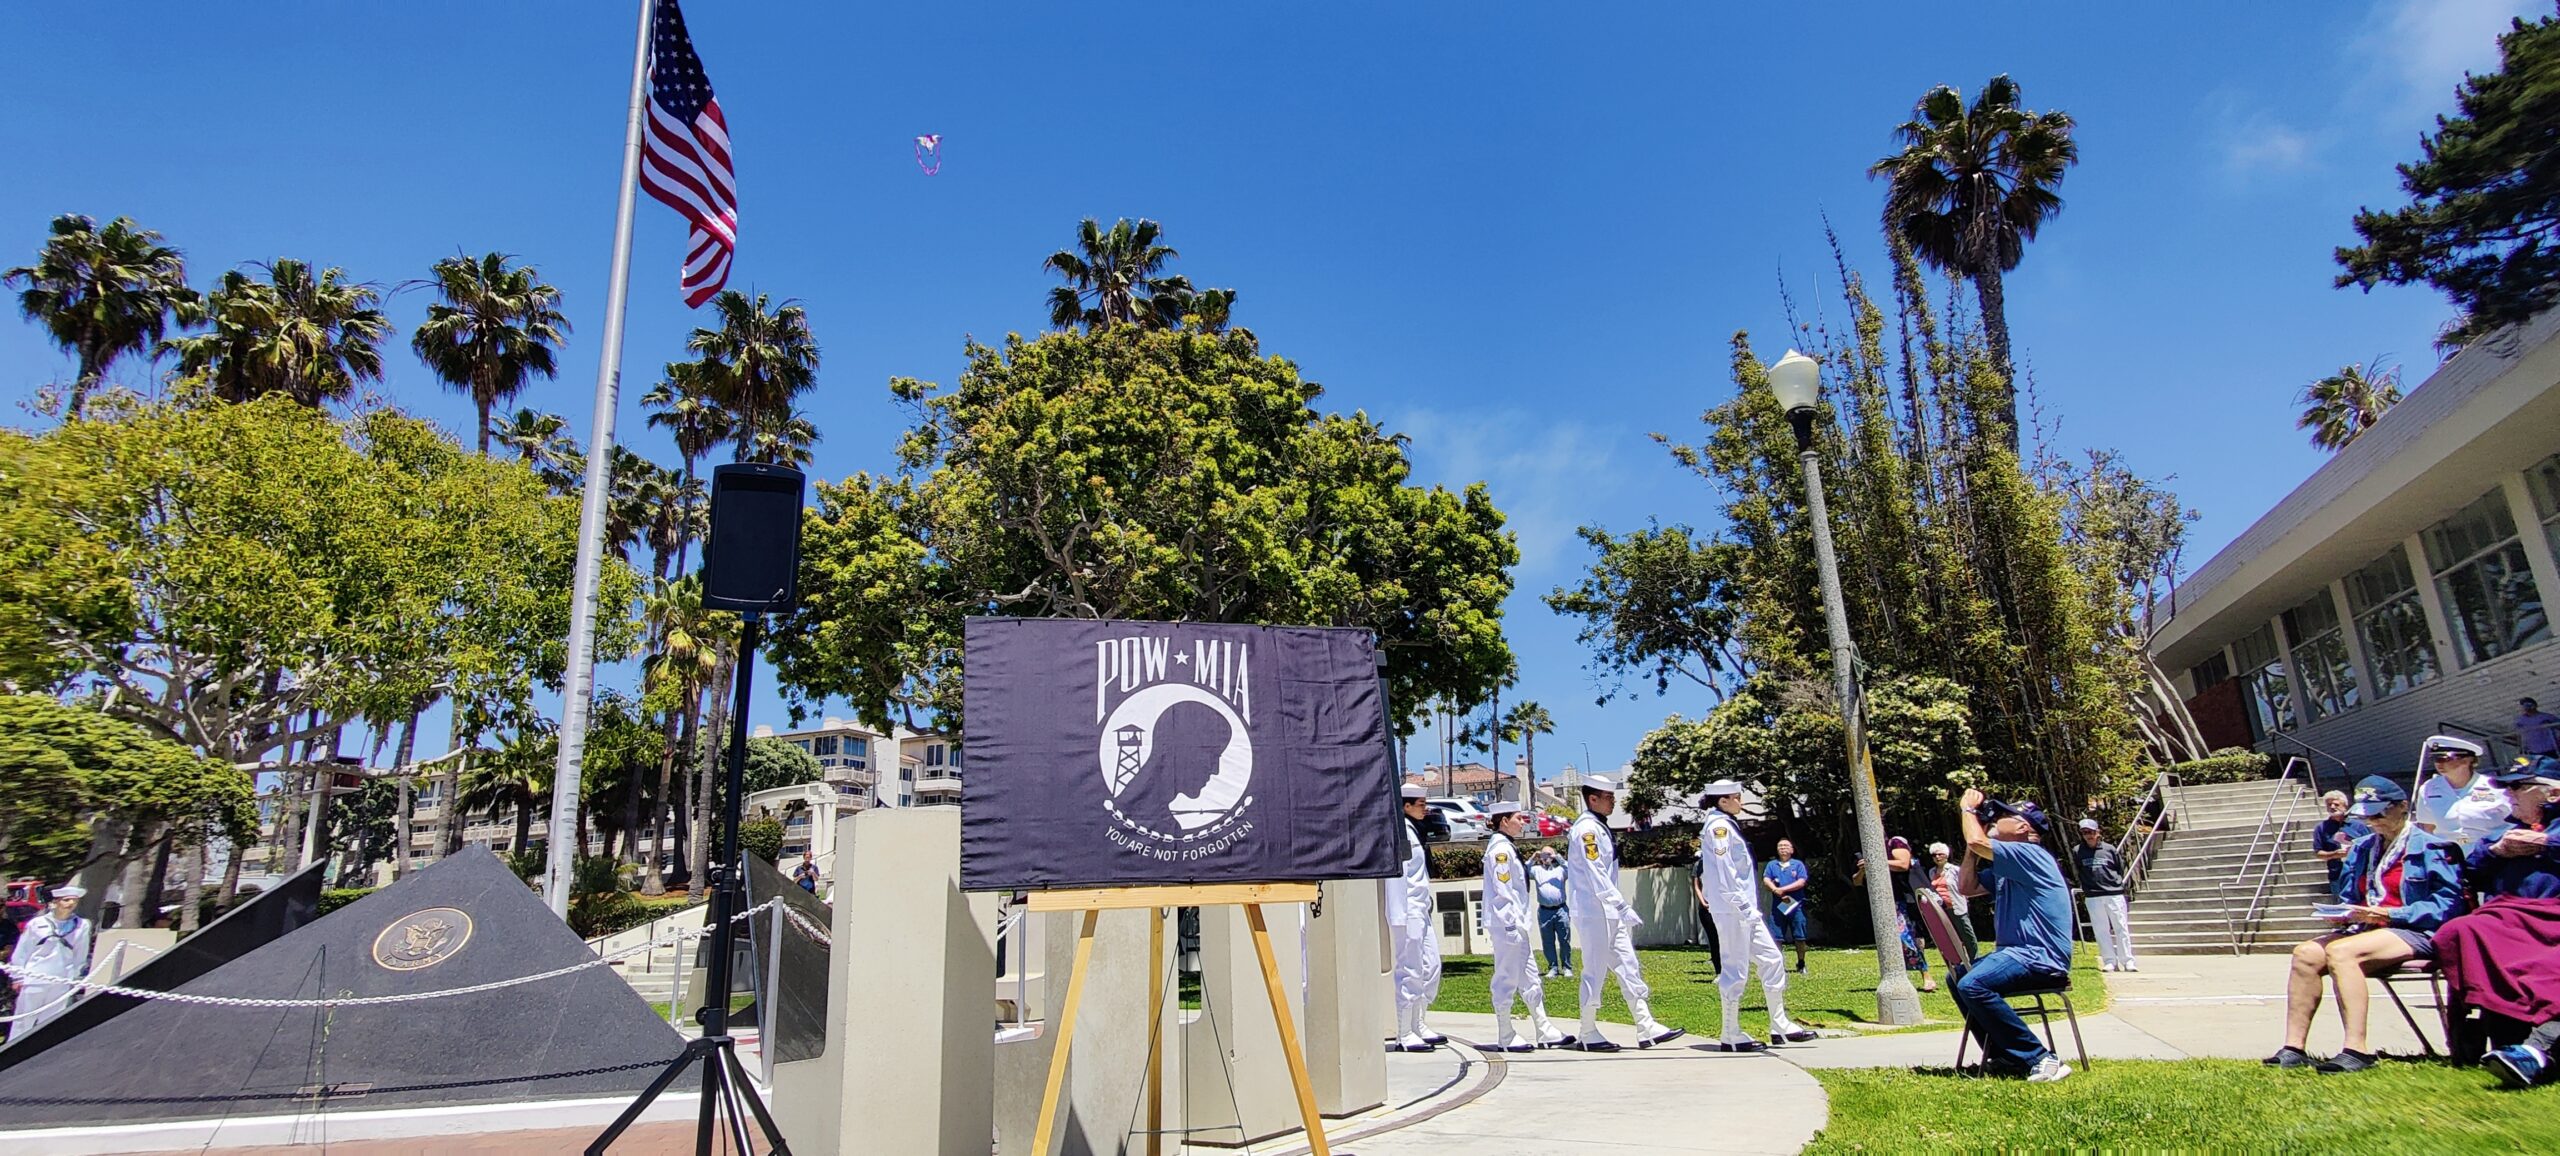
2435, 757, 2560, 1088
2263, 775, 2464, 1073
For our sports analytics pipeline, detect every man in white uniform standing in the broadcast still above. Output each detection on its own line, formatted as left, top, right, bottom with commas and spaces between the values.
6, 883, 92, 1037
1697, 780, 1815, 1051
1566, 774, 1684, 1051
1387, 784, 1444, 1052
1480, 801, 1573, 1051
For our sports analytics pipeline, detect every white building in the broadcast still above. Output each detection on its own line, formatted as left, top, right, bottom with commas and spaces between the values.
747, 718, 962, 875
2153, 312, 2560, 783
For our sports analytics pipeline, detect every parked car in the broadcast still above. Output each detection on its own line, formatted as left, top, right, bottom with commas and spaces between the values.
1423, 798, 1490, 842
1534, 812, 1567, 838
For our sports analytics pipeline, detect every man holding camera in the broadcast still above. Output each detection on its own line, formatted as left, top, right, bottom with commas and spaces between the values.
1953, 789, 2077, 1083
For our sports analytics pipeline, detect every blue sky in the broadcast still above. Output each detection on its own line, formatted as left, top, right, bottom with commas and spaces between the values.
2, 1, 2538, 779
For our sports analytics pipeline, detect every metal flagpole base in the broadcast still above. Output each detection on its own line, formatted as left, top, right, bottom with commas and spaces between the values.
586, 1031, 790, 1155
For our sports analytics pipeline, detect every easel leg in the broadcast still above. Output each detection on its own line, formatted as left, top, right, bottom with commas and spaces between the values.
1244, 903, 1331, 1156
1147, 906, 1165, 1156
1030, 908, 1101, 1156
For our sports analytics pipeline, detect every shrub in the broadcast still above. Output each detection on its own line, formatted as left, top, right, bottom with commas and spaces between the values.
2172, 748, 2274, 785
739, 817, 785, 865
318, 887, 374, 915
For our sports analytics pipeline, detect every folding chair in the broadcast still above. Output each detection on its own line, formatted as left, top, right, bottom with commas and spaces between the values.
2371, 959, 2447, 1059
1918, 892, 2090, 1073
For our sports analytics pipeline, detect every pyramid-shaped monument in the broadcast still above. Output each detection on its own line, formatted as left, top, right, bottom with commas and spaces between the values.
0, 862, 324, 1073
0, 849, 689, 1126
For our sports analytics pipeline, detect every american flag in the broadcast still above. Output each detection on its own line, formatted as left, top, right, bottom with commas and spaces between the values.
639, 0, 735, 308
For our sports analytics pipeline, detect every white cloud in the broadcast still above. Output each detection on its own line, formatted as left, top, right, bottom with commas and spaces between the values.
1383, 405, 1648, 583
2362, 0, 2537, 118
2218, 107, 2319, 177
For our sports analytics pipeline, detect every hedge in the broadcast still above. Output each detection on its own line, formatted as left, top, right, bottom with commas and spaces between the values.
319, 887, 374, 915
1425, 825, 1703, 880
310, 883, 701, 940
2172, 747, 2277, 785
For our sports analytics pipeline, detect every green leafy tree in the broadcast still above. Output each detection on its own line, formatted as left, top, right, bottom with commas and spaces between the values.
1544, 523, 1746, 703
579, 689, 663, 865
2337, 10, 2560, 349
1870, 75, 2079, 445
458, 727, 554, 855
737, 816, 785, 866
0, 694, 253, 902
769, 324, 1518, 733
3, 213, 198, 419
0, 397, 639, 903
2295, 361, 2404, 453
162, 259, 391, 406
409, 252, 570, 455
740, 735, 822, 796
685, 290, 819, 463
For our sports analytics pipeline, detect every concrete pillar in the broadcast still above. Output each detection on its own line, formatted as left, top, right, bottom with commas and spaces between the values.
1182, 902, 1309, 1146
992, 907, 1165, 1156
772, 807, 995, 1156
1301, 880, 1387, 1118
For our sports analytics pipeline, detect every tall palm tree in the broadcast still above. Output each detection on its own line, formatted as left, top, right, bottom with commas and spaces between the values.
641, 576, 724, 895
643, 360, 735, 484
410, 252, 570, 455
1044, 217, 1196, 330
640, 465, 703, 580
458, 729, 554, 855
1870, 75, 2078, 447
163, 259, 391, 406
493, 407, 584, 495
4, 214, 199, 418
1501, 700, 1554, 806
738, 408, 819, 468
2296, 360, 2404, 452
685, 291, 818, 461
604, 447, 664, 563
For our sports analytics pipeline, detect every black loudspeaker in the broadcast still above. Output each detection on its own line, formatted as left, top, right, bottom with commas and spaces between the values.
702, 463, 806, 613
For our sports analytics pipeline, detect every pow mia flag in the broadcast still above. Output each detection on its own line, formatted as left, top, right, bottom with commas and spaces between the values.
960, 617, 1402, 892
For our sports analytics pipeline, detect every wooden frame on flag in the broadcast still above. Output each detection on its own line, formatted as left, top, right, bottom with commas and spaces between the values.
1024, 883, 1331, 1156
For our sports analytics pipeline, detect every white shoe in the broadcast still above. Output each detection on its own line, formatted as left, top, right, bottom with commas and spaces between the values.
2124, 962, 2140, 972
2100, 963, 2118, 973
2027, 1054, 2070, 1083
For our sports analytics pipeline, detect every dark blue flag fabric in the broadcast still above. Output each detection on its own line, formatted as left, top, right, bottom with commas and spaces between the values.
960, 617, 1402, 891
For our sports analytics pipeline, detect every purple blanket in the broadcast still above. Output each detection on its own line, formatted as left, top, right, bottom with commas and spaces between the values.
2434, 897, 2560, 1025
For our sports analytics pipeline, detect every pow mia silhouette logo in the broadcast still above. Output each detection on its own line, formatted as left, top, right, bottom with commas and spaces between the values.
371, 907, 473, 971
1094, 632, 1258, 862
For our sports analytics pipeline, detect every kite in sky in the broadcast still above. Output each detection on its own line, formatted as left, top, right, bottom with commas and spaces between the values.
915, 134, 942, 175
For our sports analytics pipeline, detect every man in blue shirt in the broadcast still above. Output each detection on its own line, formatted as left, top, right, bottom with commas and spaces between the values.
1762, 839, 1810, 974
1953, 788, 2077, 1083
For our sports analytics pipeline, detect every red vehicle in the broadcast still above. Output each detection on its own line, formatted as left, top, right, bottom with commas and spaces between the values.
2, 878, 42, 958
1535, 813, 1567, 838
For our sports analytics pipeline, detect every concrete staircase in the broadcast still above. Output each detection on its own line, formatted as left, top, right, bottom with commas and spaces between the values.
2126, 777, 2336, 955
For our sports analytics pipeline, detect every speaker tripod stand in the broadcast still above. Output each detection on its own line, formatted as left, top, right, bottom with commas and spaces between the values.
589, 613, 793, 1155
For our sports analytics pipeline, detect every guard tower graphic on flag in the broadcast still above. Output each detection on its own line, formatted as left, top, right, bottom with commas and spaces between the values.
1115, 724, 1147, 785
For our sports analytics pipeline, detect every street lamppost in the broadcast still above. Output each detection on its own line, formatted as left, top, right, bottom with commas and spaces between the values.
1767, 348, 1924, 1026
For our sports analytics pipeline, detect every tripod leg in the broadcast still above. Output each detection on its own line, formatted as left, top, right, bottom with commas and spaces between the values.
724, 1042, 795, 1154
585, 1045, 704, 1155
719, 1059, 755, 1156
697, 1048, 721, 1154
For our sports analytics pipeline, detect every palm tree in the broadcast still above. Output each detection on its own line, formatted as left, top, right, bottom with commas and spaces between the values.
493, 407, 584, 494
163, 259, 391, 406
738, 408, 819, 468
643, 360, 735, 483
409, 252, 570, 455
2296, 360, 2404, 452
604, 447, 665, 563
458, 729, 554, 855
1045, 218, 1193, 330
1870, 75, 2078, 446
685, 291, 818, 461
640, 465, 703, 580
4, 214, 199, 418
641, 576, 724, 895
1502, 700, 1554, 806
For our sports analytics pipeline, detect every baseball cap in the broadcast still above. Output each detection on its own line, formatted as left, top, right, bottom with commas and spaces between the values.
2348, 774, 2408, 817
2078, 818, 2101, 831
2426, 735, 2485, 759
2489, 756, 2560, 789
1980, 798, 2047, 827
1400, 784, 1426, 800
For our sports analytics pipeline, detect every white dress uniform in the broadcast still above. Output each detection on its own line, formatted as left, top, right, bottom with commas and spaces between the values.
1697, 787, 1806, 1049
1565, 780, 1677, 1048
1480, 824, 1568, 1050
2415, 770, 2509, 852
1385, 809, 1443, 1051
7, 907, 93, 1036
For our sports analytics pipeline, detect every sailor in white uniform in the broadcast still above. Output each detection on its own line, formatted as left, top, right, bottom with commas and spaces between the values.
1697, 780, 1815, 1051
1565, 775, 1684, 1051
1387, 784, 1445, 1052
2415, 735, 2510, 852
6, 883, 92, 1037
1480, 801, 1572, 1051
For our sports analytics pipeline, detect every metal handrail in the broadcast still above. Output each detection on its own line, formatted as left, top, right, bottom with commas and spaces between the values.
2117, 772, 2176, 900
2218, 756, 2315, 954
2436, 719, 2514, 766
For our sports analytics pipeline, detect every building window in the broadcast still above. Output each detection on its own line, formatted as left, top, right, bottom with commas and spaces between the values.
946, 743, 961, 770
790, 738, 811, 753
2344, 546, 2439, 699
813, 736, 838, 757
2230, 622, 2294, 739
2280, 591, 2358, 722
925, 743, 945, 767
2421, 487, 2550, 667
2528, 453, 2560, 570
843, 737, 868, 772
2187, 652, 2231, 693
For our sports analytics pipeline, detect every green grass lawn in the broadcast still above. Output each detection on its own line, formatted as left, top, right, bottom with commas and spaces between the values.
1429, 942, 2109, 1038
1805, 1058, 2553, 1152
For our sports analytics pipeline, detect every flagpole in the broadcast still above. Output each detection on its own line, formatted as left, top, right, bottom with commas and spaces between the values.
544, 0, 656, 919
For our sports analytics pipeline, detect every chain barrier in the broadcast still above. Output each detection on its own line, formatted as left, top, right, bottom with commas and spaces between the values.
0, 899, 791, 1014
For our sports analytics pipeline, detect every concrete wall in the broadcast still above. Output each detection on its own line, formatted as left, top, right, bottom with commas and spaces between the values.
992, 907, 1169, 1156
1302, 880, 1387, 1118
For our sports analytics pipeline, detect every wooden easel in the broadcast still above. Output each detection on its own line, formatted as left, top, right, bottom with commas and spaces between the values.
1026, 882, 1331, 1156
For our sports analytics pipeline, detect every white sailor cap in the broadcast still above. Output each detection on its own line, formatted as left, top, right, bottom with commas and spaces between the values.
2425, 735, 2485, 758
1580, 774, 1621, 794
1400, 784, 1427, 800
1486, 801, 1524, 818
49, 884, 86, 900
1701, 779, 1743, 797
